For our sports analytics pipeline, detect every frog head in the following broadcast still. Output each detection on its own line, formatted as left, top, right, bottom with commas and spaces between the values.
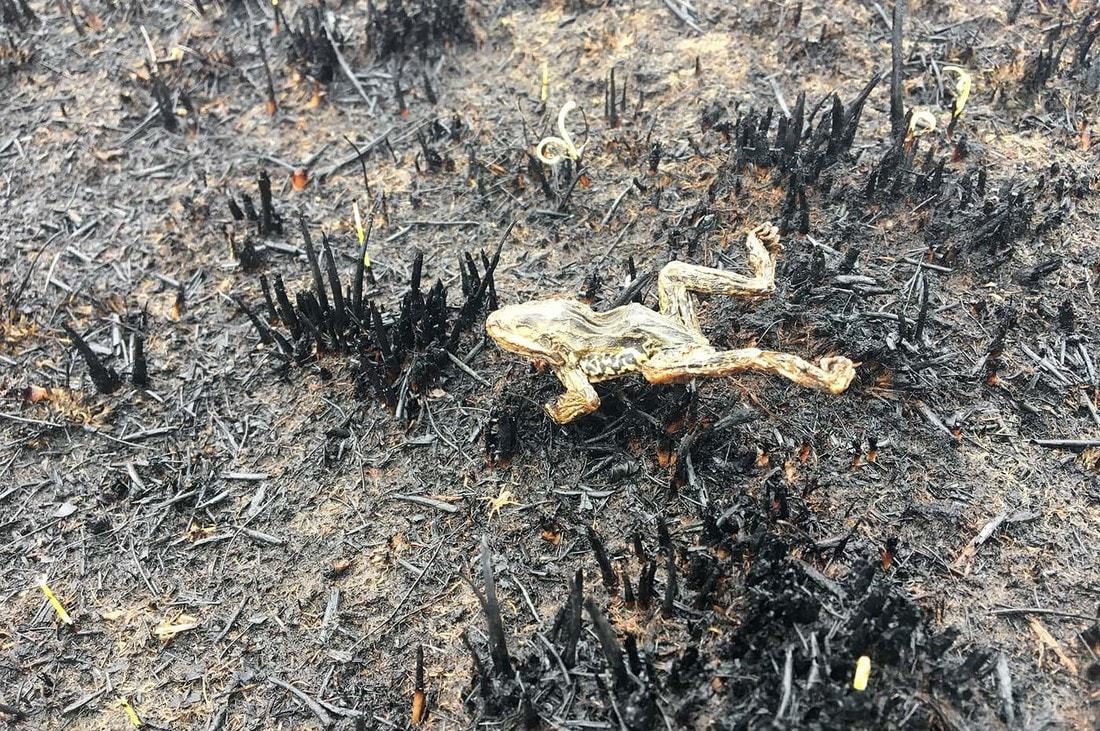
485, 300, 578, 367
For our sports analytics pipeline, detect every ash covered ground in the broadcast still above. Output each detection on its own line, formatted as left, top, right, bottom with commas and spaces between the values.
1, 1, 1098, 729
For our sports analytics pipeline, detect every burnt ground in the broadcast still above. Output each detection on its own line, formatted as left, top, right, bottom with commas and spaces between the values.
2, 0, 1099, 728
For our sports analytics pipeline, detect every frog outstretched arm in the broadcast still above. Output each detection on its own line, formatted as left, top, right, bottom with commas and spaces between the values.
486, 224, 857, 424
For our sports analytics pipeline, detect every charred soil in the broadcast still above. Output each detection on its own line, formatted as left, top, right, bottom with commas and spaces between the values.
1, 1, 1099, 729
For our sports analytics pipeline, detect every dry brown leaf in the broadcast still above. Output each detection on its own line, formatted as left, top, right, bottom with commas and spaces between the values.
23, 385, 50, 403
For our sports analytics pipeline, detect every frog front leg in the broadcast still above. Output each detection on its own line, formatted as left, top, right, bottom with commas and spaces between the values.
642, 346, 856, 394
544, 368, 601, 424
657, 223, 780, 334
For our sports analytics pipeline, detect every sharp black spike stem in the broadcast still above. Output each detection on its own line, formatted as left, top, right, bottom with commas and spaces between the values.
889, 0, 908, 138
562, 569, 583, 668
259, 275, 279, 322
662, 548, 678, 619
583, 598, 630, 690
62, 323, 121, 394
272, 274, 301, 338
587, 526, 619, 593
131, 329, 147, 387
321, 233, 346, 339
478, 537, 513, 677
300, 215, 330, 315
445, 220, 512, 351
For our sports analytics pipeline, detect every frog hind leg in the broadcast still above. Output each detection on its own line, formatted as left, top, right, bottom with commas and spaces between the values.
657, 223, 780, 334
642, 346, 856, 394
544, 368, 601, 424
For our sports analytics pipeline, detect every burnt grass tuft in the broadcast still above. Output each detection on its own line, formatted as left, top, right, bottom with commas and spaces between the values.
368, 0, 474, 60
464, 526, 992, 729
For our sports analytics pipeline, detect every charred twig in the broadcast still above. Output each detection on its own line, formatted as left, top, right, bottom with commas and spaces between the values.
0, 701, 26, 721
213, 597, 249, 645
584, 598, 630, 690
267, 677, 333, 728
232, 295, 272, 345
662, 0, 703, 34
587, 526, 619, 593
343, 136, 373, 198
662, 546, 677, 618
257, 36, 278, 116
775, 645, 794, 720
323, 21, 372, 106
889, 0, 907, 138
1031, 438, 1100, 450
560, 569, 583, 667
463, 538, 512, 677
62, 323, 121, 394
996, 654, 1015, 725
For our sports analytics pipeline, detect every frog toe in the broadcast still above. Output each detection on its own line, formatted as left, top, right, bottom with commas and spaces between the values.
819, 356, 857, 393
545, 391, 600, 424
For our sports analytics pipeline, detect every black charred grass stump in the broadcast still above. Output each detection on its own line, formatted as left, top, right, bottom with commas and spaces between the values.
257, 170, 281, 237
584, 597, 630, 690
463, 516, 997, 730
257, 35, 278, 116
367, 0, 473, 61
411, 644, 427, 725
227, 229, 262, 271
227, 172, 283, 239
234, 216, 507, 419
129, 310, 148, 388
285, 5, 337, 85
661, 544, 678, 619
462, 539, 518, 716
888, 0, 907, 139
485, 407, 518, 466
144, 61, 179, 133
587, 525, 619, 593
62, 323, 121, 394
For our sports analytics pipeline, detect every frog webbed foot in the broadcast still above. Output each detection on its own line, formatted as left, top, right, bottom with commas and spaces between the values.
817, 355, 857, 394
544, 390, 601, 425
545, 368, 601, 424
